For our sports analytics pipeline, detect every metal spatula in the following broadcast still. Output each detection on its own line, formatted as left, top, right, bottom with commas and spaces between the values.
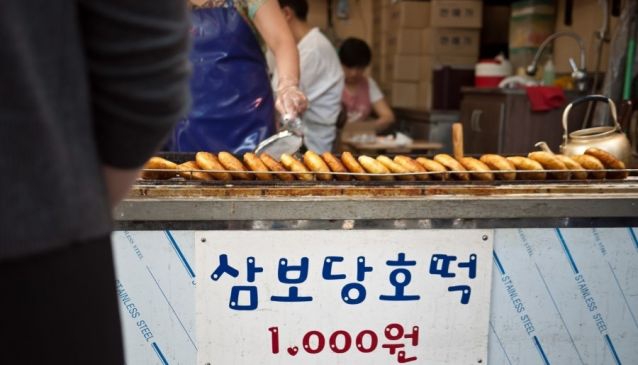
254, 115, 303, 159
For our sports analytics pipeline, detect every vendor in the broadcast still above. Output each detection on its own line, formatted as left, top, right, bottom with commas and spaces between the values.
339, 37, 395, 133
273, 0, 344, 153
170, 0, 308, 154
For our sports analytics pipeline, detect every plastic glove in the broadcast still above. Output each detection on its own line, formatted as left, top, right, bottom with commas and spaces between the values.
275, 77, 308, 119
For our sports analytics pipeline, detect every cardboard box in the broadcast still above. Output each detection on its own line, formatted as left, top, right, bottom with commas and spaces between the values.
392, 55, 477, 82
392, 55, 421, 81
380, 4, 400, 32
391, 82, 415, 109
428, 54, 477, 66
431, 0, 483, 29
391, 81, 431, 110
381, 33, 398, 56
306, 0, 327, 28
379, 1, 431, 30
396, 28, 423, 55
307, 11, 328, 30
421, 28, 480, 56
397, 1, 431, 28
371, 63, 382, 83
417, 81, 432, 110
378, 54, 394, 87
421, 55, 477, 79
395, 29, 481, 57
371, 32, 383, 54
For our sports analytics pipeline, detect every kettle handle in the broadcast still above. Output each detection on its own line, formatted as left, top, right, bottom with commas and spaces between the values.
562, 95, 620, 145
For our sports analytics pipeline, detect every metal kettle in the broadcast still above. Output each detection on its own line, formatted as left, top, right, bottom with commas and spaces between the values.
560, 95, 632, 164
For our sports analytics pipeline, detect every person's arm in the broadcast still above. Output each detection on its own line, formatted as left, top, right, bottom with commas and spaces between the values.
367, 78, 395, 132
371, 98, 396, 133
101, 167, 143, 207
252, 0, 307, 118
77, 0, 192, 206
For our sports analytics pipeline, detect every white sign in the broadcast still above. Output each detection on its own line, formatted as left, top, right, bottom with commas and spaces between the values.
196, 229, 493, 365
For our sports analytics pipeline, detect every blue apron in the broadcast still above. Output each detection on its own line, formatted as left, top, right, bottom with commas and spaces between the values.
170, 1, 275, 154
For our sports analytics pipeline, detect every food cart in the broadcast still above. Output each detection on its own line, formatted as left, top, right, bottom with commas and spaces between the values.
113, 170, 638, 364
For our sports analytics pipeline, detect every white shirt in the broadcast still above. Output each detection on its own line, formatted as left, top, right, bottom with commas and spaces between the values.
271, 28, 344, 153
368, 77, 384, 103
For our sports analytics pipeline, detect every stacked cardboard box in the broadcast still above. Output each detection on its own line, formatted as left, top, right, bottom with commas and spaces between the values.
375, 0, 482, 110
370, 0, 397, 99
371, 1, 431, 103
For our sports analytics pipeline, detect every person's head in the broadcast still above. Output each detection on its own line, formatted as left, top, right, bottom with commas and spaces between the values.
278, 0, 309, 22
338, 38, 372, 85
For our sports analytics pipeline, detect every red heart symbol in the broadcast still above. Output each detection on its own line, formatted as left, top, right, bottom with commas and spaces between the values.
287, 346, 299, 356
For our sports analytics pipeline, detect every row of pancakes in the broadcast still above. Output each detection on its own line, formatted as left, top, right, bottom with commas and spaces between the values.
142, 147, 628, 182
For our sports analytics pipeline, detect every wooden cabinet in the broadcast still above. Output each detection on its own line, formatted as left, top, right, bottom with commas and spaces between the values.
460, 94, 506, 153
460, 88, 585, 154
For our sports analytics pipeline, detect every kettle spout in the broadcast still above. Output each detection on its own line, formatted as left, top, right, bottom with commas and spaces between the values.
534, 141, 554, 154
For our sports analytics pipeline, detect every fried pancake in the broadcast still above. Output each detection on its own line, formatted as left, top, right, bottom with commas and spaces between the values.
303, 151, 333, 181
142, 156, 178, 179
322, 152, 351, 181
528, 151, 569, 180
259, 153, 295, 181
570, 154, 606, 179
480, 154, 516, 181
281, 153, 314, 181
177, 161, 212, 181
585, 147, 628, 179
506, 156, 546, 180
377, 155, 415, 181
433, 154, 469, 181
218, 151, 253, 180
243, 152, 273, 181
415, 157, 448, 180
195, 152, 232, 181
358, 155, 394, 181
341, 152, 370, 181
555, 155, 587, 180
459, 157, 494, 181
394, 155, 429, 181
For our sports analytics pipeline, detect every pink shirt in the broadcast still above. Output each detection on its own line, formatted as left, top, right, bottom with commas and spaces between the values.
342, 77, 384, 123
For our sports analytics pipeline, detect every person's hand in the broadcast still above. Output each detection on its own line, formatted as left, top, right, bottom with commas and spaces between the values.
275, 77, 308, 119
